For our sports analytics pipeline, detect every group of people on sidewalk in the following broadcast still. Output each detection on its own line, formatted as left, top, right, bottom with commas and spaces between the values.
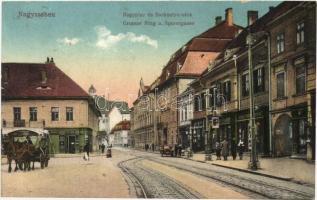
144, 143, 155, 152
215, 138, 245, 161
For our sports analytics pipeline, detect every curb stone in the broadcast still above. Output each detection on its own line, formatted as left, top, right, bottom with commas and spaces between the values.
210, 163, 293, 181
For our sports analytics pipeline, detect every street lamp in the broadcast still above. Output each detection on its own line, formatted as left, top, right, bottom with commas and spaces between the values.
246, 31, 260, 170
205, 87, 220, 161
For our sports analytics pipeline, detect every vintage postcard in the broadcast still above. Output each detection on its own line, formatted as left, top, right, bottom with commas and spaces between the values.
1, 1, 316, 199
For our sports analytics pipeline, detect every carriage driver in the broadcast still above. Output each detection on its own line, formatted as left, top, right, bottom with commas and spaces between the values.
26, 135, 33, 145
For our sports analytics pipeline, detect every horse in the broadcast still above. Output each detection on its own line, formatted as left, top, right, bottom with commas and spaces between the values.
3, 139, 33, 172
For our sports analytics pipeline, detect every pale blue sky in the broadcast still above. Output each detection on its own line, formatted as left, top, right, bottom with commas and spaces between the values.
2, 1, 281, 105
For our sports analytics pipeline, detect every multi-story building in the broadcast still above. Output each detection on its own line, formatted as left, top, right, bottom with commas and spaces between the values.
132, 8, 243, 151
188, 8, 243, 152
111, 120, 131, 147
178, 87, 194, 149
132, 78, 156, 149
1, 59, 100, 154
190, 1, 316, 161
198, 9, 271, 156
268, 1, 316, 160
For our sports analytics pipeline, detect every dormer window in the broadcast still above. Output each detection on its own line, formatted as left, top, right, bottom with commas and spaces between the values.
208, 60, 215, 71
224, 49, 231, 61
36, 86, 52, 90
166, 70, 170, 79
177, 62, 182, 70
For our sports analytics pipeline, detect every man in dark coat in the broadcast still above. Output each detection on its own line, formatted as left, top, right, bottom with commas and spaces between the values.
101, 143, 105, 154
216, 141, 221, 160
83, 142, 90, 161
221, 138, 229, 161
26, 136, 33, 145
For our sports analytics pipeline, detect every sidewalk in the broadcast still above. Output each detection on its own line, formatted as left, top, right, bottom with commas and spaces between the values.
189, 153, 315, 185
1, 152, 105, 164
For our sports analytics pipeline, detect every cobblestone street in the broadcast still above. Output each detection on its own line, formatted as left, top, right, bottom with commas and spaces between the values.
1, 148, 315, 198
1, 150, 132, 197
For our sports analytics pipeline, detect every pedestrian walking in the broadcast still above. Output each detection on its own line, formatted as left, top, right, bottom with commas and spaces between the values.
216, 141, 221, 160
83, 142, 90, 161
178, 144, 183, 157
238, 139, 244, 160
101, 143, 105, 154
221, 138, 229, 161
145, 144, 149, 151
151, 143, 155, 152
232, 141, 237, 160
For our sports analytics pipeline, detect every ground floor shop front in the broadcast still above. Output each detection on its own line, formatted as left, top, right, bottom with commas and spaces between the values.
191, 119, 205, 152
48, 128, 94, 154
237, 107, 270, 156
272, 103, 314, 160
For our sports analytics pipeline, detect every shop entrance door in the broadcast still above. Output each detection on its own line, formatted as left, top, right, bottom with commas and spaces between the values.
163, 128, 168, 145
68, 135, 76, 154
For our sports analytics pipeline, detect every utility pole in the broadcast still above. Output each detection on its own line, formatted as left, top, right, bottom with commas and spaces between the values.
153, 88, 158, 150
205, 90, 212, 161
246, 31, 260, 170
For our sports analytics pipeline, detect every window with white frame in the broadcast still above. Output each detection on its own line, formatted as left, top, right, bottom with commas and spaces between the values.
201, 92, 206, 110
223, 81, 231, 102
241, 73, 249, 97
13, 107, 21, 121
208, 88, 214, 108
277, 33, 285, 54
253, 67, 265, 93
296, 22, 305, 45
66, 107, 73, 121
29, 107, 37, 121
51, 107, 59, 121
276, 71, 286, 98
194, 95, 200, 111
184, 105, 187, 120
295, 63, 306, 94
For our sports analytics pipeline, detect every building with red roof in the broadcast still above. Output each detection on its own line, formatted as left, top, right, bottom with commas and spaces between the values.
131, 8, 243, 151
1, 58, 100, 154
109, 120, 131, 147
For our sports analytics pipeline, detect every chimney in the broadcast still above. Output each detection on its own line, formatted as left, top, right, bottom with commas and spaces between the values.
269, 6, 274, 11
46, 57, 49, 63
247, 10, 258, 26
50, 57, 54, 63
215, 16, 222, 25
225, 8, 233, 26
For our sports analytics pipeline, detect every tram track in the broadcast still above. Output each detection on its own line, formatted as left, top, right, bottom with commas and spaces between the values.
142, 155, 314, 199
118, 157, 202, 198
118, 158, 148, 198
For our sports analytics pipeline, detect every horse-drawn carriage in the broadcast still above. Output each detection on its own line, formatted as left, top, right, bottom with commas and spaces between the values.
2, 130, 50, 172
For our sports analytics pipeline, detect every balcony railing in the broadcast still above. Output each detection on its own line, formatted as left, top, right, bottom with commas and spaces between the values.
2, 119, 45, 128
14, 119, 25, 127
